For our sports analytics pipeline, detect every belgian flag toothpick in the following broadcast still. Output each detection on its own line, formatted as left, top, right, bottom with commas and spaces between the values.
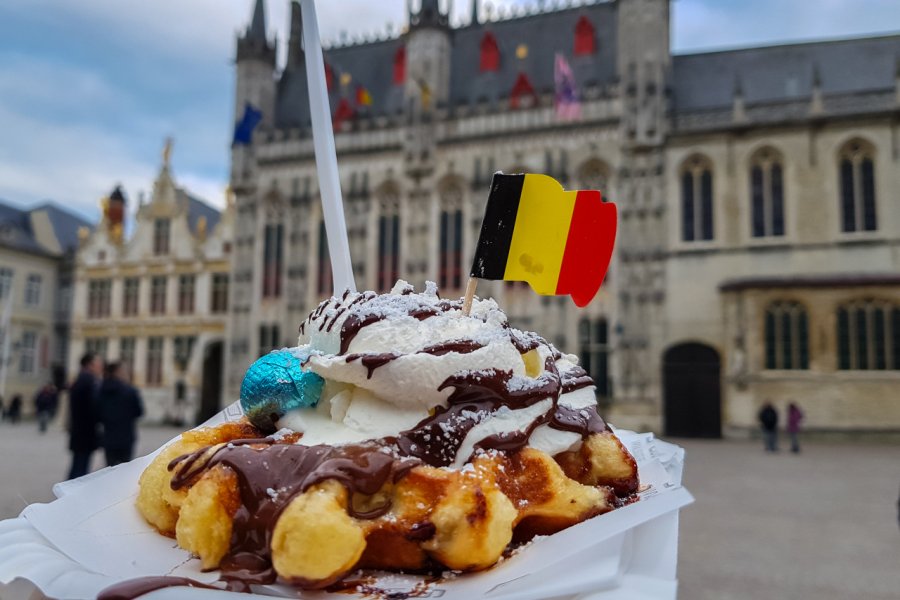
464, 173, 616, 312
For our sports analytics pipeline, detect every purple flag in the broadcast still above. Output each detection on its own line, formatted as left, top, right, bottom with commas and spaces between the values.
554, 53, 581, 121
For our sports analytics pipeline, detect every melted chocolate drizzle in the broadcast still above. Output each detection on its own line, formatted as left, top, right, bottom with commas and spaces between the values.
97, 576, 220, 600
166, 438, 420, 590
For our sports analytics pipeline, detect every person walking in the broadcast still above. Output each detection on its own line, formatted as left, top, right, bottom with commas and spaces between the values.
787, 402, 804, 453
758, 402, 779, 452
7, 394, 22, 424
97, 361, 144, 467
34, 383, 59, 433
68, 352, 103, 479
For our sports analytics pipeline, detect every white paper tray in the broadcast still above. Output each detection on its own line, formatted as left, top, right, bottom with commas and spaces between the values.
0, 418, 692, 600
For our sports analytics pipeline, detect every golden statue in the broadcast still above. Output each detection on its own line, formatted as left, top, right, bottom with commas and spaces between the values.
162, 137, 174, 168
196, 216, 208, 240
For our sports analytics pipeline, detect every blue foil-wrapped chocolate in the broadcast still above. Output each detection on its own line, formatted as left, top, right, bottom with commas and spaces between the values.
240, 348, 324, 433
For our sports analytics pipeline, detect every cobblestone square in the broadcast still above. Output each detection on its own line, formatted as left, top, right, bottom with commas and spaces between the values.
0, 421, 897, 599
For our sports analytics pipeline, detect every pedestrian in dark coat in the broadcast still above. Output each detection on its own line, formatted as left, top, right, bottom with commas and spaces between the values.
34, 383, 59, 433
758, 402, 779, 452
67, 352, 103, 479
97, 361, 144, 466
7, 395, 22, 424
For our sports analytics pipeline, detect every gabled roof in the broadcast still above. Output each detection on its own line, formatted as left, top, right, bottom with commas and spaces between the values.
181, 192, 221, 235
0, 201, 47, 255
30, 202, 93, 253
274, 3, 616, 129
672, 33, 900, 113
0, 199, 92, 256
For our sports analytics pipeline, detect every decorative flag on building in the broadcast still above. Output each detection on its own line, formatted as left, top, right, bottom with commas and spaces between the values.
333, 97, 355, 127
232, 103, 263, 145
470, 173, 616, 307
356, 84, 373, 107
554, 53, 581, 121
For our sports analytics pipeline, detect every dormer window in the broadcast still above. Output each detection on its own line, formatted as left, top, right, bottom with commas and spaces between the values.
574, 16, 596, 56
510, 72, 537, 109
480, 32, 500, 72
393, 46, 406, 85
153, 218, 170, 255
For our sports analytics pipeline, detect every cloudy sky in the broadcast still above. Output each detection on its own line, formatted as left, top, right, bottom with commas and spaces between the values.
1, 0, 897, 221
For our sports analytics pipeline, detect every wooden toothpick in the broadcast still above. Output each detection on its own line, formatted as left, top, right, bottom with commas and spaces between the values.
462, 277, 478, 316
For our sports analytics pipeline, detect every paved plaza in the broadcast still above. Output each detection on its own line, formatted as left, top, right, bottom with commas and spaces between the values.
0, 420, 897, 599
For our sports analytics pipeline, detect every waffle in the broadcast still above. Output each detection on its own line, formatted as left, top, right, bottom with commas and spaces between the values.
136, 421, 637, 589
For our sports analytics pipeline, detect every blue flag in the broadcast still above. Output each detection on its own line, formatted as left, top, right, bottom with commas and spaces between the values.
233, 103, 263, 145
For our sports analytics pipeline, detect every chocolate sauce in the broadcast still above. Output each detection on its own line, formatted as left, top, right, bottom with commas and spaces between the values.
337, 294, 459, 354
346, 352, 401, 379
419, 339, 485, 356
560, 365, 594, 394
167, 438, 420, 589
344, 340, 486, 379
397, 361, 559, 467
97, 576, 220, 600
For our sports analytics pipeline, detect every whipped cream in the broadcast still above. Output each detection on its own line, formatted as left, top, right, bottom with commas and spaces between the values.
281, 280, 603, 467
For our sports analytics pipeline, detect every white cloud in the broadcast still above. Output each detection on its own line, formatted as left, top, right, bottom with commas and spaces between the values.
0, 56, 224, 220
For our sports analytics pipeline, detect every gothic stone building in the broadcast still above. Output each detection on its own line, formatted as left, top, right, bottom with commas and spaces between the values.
71, 149, 234, 425
226, 0, 900, 436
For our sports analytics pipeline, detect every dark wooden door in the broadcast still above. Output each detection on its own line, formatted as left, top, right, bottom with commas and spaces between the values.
663, 343, 721, 438
197, 341, 223, 425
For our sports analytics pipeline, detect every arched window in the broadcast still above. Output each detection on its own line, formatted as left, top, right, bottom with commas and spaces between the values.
393, 46, 406, 85
764, 301, 809, 370
377, 192, 400, 292
438, 184, 463, 290
480, 32, 500, 72
574, 16, 596, 56
577, 159, 611, 198
579, 318, 610, 397
838, 139, 877, 232
680, 155, 714, 242
510, 72, 536, 109
316, 220, 332, 296
837, 300, 900, 370
750, 147, 785, 238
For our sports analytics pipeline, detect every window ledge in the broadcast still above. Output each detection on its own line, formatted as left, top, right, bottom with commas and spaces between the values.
835, 232, 884, 246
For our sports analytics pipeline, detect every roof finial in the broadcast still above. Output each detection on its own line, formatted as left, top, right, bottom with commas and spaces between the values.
162, 137, 174, 170
471, 0, 480, 24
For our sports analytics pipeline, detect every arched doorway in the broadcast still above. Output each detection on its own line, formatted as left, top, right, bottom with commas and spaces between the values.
197, 341, 223, 425
663, 342, 721, 438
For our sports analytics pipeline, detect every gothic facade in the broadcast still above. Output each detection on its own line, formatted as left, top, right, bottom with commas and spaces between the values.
226, 0, 900, 435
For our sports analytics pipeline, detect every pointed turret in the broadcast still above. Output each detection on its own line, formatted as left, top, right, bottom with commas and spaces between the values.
237, 0, 275, 65
248, 0, 267, 42
471, 0, 480, 25
286, 0, 304, 69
